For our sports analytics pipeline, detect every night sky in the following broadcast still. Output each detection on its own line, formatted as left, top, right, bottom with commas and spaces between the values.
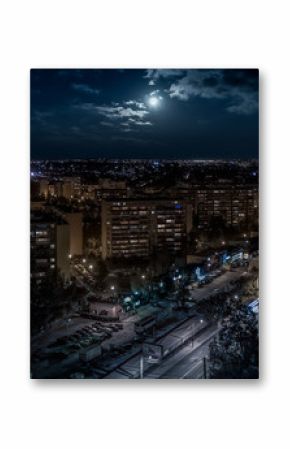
31, 69, 259, 160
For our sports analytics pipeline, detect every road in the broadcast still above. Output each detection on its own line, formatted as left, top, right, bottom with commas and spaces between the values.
189, 269, 248, 302
145, 324, 217, 379
104, 318, 218, 379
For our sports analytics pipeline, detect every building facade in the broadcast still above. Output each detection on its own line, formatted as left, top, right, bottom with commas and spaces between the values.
31, 211, 70, 287
194, 185, 258, 228
101, 199, 192, 260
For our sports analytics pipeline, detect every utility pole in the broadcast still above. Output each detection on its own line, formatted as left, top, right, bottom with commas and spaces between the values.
140, 354, 144, 379
203, 357, 207, 379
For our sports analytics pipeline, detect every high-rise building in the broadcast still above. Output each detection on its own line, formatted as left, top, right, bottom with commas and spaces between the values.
31, 211, 70, 287
60, 211, 83, 256
194, 185, 258, 228
101, 198, 192, 260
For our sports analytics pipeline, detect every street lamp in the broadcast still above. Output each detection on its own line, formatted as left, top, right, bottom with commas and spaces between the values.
141, 274, 146, 280
82, 258, 86, 264
110, 285, 115, 291
89, 264, 93, 270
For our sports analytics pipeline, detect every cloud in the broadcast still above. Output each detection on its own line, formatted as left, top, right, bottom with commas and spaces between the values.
127, 118, 152, 126
72, 83, 100, 95
95, 105, 149, 120
149, 89, 160, 96
99, 121, 115, 127
78, 100, 153, 131
124, 100, 146, 109
226, 91, 258, 115
168, 70, 225, 101
167, 69, 258, 114
144, 69, 184, 85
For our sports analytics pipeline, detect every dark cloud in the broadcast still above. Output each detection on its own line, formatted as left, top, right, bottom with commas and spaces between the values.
144, 69, 184, 85
71, 83, 100, 95
168, 69, 258, 115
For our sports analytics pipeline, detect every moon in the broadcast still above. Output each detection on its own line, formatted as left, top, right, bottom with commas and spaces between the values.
148, 96, 159, 108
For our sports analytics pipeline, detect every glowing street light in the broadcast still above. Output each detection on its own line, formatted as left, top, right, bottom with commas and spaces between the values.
68, 254, 72, 260
89, 264, 93, 270
82, 258, 86, 264
141, 274, 146, 279
110, 285, 115, 291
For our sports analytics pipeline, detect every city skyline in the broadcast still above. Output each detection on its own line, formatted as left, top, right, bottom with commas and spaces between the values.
31, 69, 259, 160
30, 69, 259, 380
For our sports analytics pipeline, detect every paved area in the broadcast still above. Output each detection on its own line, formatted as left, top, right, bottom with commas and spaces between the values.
189, 269, 248, 302
104, 318, 217, 379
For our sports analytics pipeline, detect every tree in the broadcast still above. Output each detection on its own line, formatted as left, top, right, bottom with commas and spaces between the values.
209, 303, 258, 379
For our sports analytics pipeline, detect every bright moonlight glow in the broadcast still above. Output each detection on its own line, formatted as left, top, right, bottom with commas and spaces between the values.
148, 96, 159, 107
